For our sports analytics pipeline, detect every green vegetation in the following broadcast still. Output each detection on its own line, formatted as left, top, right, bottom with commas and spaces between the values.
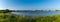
0, 9, 12, 13
0, 13, 60, 22
0, 9, 60, 22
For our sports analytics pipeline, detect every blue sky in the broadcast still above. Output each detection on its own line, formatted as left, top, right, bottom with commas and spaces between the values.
0, 0, 60, 10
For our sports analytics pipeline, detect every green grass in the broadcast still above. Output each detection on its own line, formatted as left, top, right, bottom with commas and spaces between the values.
0, 13, 60, 22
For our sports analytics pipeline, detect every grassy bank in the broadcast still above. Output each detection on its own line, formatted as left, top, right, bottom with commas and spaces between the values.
0, 13, 60, 22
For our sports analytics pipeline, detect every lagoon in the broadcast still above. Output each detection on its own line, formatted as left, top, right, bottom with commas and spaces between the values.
11, 11, 60, 16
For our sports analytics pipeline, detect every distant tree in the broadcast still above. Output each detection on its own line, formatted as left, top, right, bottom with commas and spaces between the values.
56, 10, 59, 11
2, 9, 12, 13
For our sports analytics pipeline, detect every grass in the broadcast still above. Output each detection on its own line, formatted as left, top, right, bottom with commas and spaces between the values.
0, 13, 60, 22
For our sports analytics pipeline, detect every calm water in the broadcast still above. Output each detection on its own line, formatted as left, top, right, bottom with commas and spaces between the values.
11, 11, 60, 16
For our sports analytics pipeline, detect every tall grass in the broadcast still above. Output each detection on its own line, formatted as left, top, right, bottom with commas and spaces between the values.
0, 13, 60, 22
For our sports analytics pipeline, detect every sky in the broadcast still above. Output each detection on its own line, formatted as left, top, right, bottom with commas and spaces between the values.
0, 0, 60, 10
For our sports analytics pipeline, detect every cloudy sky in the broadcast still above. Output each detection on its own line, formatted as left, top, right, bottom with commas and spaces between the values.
0, 0, 60, 10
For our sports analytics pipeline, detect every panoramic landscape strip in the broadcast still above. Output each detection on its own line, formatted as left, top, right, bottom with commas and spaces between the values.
1, 0, 60, 22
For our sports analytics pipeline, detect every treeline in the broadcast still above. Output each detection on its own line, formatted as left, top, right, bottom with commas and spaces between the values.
0, 9, 60, 13
0, 9, 12, 13
0, 13, 60, 22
